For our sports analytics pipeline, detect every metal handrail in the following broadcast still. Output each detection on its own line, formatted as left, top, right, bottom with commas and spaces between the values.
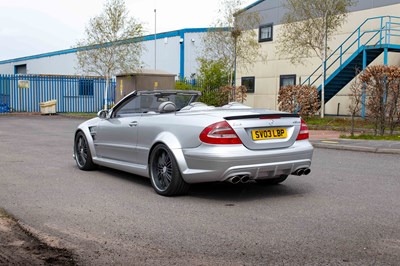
302, 16, 400, 87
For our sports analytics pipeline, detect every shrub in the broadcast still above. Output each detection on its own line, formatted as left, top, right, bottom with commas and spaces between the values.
278, 85, 320, 117
359, 65, 400, 136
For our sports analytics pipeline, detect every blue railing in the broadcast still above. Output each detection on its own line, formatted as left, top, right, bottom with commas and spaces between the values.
303, 16, 400, 87
0, 74, 115, 113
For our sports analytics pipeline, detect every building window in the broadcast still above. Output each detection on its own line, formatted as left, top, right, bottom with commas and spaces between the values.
280, 75, 296, 88
259, 24, 273, 42
79, 79, 94, 96
241, 76, 255, 93
14, 64, 27, 74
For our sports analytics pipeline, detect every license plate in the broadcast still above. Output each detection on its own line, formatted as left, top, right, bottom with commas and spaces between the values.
251, 128, 287, 140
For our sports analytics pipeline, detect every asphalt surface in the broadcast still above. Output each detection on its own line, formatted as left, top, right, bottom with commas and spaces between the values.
0, 115, 399, 265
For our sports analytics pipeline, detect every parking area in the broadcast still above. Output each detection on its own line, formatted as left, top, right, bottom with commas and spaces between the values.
1, 115, 399, 265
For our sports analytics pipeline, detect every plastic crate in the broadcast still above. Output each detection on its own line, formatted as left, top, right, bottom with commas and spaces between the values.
40, 100, 57, 114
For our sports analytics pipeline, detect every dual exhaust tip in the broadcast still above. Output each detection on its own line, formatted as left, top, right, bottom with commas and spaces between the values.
227, 175, 250, 184
227, 168, 311, 184
291, 168, 311, 176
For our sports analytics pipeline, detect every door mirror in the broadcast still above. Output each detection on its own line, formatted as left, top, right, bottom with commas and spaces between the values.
97, 109, 109, 119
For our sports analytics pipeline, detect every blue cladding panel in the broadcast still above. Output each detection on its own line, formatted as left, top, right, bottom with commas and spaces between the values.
0, 74, 115, 113
180, 31, 185, 79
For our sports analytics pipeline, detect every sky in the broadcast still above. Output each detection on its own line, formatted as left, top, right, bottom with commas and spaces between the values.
0, 0, 254, 61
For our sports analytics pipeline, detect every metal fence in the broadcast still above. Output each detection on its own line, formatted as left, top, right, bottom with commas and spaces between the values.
0, 74, 115, 113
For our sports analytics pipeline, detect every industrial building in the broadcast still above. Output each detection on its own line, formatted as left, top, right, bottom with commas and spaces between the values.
0, 28, 207, 79
236, 0, 400, 115
1, 0, 400, 115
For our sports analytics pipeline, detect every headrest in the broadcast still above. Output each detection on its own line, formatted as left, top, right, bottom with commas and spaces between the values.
158, 101, 176, 113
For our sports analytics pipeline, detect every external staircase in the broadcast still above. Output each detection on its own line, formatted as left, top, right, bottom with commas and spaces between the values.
302, 16, 400, 115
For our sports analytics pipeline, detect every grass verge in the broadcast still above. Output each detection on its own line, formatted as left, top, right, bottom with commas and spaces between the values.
304, 116, 400, 140
341, 134, 400, 141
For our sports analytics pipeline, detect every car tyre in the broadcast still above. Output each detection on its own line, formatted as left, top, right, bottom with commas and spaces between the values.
256, 175, 288, 186
74, 131, 96, 170
149, 144, 190, 196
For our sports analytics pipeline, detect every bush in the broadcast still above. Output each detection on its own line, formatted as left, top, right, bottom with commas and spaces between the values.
278, 85, 320, 117
359, 65, 400, 136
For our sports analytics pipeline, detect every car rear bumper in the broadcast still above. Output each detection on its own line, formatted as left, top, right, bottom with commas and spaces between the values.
175, 140, 314, 183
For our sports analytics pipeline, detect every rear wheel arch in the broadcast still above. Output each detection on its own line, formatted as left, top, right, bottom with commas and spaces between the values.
148, 143, 190, 196
152, 131, 183, 149
148, 140, 190, 183
148, 131, 185, 170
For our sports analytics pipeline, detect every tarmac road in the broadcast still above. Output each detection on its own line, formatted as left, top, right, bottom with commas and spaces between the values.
0, 115, 399, 265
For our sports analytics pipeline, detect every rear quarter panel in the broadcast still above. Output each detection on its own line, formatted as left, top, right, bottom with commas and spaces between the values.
135, 112, 222, 166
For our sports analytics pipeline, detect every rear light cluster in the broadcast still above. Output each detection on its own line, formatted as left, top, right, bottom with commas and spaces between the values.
200, 121, 242, 144
296, 118, 309, 140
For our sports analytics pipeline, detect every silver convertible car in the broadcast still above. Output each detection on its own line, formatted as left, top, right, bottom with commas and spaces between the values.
73, 90, 313, 196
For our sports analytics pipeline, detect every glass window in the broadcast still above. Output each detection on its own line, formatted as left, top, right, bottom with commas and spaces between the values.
241, 77, 255, 93
14, 64, 27, 74
114, 96, 142, 116
79, 79, 94, 96
259, 24, 273, 42
113, 91, 200, 117
280, 75, 296, 88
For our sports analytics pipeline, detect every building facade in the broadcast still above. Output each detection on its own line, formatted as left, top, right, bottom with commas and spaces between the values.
0, 28, 207, 80
2, 1, 400, 115
237, 0, 400, 115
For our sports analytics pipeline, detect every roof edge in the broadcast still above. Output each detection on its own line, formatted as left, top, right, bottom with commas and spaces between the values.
0, 27, 212, 65
235, 0, 265, 16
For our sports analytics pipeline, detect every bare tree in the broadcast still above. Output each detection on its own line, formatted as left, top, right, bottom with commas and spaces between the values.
277, 0, 356, 118
277, 0, 355, 64
200, 0, 264, 89
76, 0, 144, 109
359, 65, 400, 136
385, 67, 400, 135
348, 69, 363, 136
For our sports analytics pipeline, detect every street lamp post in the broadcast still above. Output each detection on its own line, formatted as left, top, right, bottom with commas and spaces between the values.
154, 9, 157, 70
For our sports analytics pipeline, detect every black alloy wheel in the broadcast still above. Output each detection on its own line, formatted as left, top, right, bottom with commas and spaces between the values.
149, 144, 189, 196
74, 131, 96, 170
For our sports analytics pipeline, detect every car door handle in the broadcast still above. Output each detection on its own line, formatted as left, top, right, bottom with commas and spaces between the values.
129, 121, 138, 127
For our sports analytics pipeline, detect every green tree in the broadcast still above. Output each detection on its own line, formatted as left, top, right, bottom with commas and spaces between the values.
190, 58, 230, 106
197, 58, 230, 90
76, 0, 144, 109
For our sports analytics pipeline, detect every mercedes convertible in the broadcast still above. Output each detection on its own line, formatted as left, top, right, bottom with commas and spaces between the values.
73, 90, 313, 196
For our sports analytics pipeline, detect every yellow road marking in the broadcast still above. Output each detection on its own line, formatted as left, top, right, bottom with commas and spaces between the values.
321, 140, 339, 144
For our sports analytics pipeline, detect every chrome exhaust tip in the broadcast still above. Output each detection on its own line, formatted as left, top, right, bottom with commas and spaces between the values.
291, 168, 311, 176
240, 175, 250, 183
229, 176, 241, 184
292, 168, 304, 176
303, 168, 311, 175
